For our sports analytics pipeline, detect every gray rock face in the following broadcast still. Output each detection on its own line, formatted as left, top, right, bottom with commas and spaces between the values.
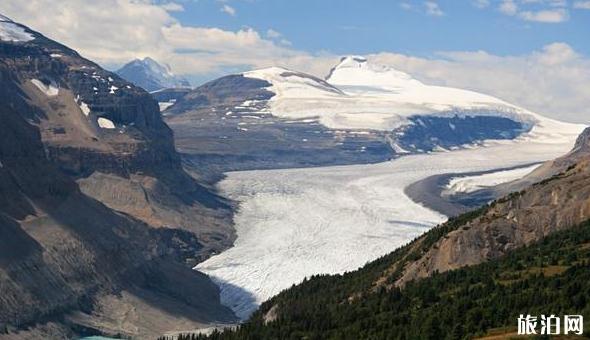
396, 128, 590, 286
0, 17, 236, 338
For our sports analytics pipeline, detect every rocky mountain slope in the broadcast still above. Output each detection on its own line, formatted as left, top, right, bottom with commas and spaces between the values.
197, 127, 590, 339
116, 57, 190, 92
430, 127, 590, 214
396, 129, 590, 285
0, 15, 235, 338
164, 56, 574, 179
2, 15, 234, 261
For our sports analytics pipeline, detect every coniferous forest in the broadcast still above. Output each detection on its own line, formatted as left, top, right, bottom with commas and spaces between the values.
162, 218, 590, 340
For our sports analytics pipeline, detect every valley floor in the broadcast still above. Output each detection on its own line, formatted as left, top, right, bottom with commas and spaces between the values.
196, 121, 584, 319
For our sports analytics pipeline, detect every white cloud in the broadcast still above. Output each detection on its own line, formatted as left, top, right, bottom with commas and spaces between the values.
473, 0, 491, 9
265, 29, 291, 46
266, 29, 282, 39
519, 8, 569, 22
499, 0, 519, 15
400, 2, 412, 10
573, 0, 590, 8
535, 42, 578, 65
367, 43, 590, 123
424, 1, 445, 16
220, 4, 236, 16
0, 1, 587, 123
498, 0, 570, 22
159, 2, 184, 12
0, 0, 334, 77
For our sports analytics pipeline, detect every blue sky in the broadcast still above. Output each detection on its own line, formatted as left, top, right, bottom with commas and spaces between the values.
171, 0, 590, 58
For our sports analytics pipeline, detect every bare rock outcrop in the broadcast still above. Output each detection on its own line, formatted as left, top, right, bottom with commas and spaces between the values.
396, 128, 590, 286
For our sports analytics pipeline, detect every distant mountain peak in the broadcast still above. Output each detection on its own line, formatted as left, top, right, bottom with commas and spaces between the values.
326, 55, 421, 90
116, 57, 190, 92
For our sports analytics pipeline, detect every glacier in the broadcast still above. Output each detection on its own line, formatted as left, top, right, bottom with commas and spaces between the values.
195, 56, 586, 319
196, 117, 584, 319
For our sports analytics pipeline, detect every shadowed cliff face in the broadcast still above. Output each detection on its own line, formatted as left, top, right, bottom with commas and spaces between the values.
395, 127, 590, 286
0, 17, 234, 261
0, 17, 237, 338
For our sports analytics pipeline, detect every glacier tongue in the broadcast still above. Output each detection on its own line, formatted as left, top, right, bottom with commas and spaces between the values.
195, 55, 586, 320
196, 119, 585, 320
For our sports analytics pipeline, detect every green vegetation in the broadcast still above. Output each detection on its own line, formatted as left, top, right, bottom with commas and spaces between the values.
185, 219, 590, 340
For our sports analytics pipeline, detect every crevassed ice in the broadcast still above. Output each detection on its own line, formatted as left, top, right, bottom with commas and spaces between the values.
196, 118, 585, 319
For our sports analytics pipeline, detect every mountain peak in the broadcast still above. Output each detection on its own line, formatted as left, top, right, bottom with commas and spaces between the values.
326, 55, 422, 90
116, 57, 190, 92
572, 127, 590, 154
336, 55, 368, 68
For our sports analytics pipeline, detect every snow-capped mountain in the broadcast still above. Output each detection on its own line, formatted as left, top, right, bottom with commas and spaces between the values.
166, 55, 576, 176
245, 55, 539, 131
116, 57, 191, 92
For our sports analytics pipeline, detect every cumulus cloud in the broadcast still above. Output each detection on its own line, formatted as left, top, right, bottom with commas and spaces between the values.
573, 1, 590, 9
498, 0, 571, 22
0, 0, 335, 77
472, 0, 491, 9
368, 43, 590, 123
424, 1, 445, 16
519, 8, 569, 22
499, 0, 519, 15
220, 4, 236, 16
0, 1, 587, 123
400, 2, 412, 10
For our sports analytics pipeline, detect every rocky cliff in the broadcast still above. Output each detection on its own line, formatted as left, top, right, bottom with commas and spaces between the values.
395, 127, 590, 286
0, 15, 234, 260
0, 16, 236, 339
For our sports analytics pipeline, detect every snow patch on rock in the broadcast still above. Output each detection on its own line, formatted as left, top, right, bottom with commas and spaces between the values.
79, 102, 91, 116
31, 79, 59, 96
0, 18, 34, 42
159, 101, 175, 112
97, 117, 116, 129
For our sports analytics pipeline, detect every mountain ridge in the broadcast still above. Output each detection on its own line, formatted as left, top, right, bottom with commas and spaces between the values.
0, 15, 236, 338
164, 56, 583, 182
116, 57, 191, 92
